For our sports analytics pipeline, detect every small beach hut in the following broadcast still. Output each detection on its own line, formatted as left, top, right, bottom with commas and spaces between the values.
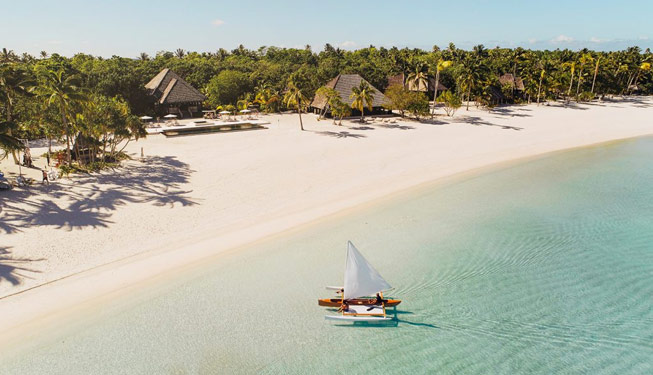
387, 73, 448, 94
499, 73, 525, 91
310, 74, 390, 116
145, 68, 207, 119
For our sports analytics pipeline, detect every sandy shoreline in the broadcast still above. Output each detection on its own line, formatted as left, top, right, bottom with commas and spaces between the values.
1, 97, 652, 344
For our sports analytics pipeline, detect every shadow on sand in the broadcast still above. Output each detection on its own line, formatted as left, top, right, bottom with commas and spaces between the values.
0, 155, 198, 234
314, 130, 367, 139
451, 115, 524, 131
375, 123, 415, 130
0, 247, 43, 287
490, 106, 532, 117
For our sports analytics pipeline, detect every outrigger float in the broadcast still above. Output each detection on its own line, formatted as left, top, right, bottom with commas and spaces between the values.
321, 241, 401, 322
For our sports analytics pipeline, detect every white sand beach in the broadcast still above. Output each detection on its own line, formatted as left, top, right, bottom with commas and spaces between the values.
1, 97, 652, 342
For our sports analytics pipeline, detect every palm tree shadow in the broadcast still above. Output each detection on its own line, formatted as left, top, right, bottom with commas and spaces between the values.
0, 155, 198, 233
0, 247, 43, 287
376, 124, 415, 130
452, 116, 523, 130
314, 131, 367, 139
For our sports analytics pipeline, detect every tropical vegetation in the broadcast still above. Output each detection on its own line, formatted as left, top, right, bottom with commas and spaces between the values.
1, 43, 652, 160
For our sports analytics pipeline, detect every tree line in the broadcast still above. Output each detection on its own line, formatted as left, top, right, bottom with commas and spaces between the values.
1, 44, 651, 165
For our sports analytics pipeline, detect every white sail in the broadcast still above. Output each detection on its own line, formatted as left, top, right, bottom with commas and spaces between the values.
343, 241, 391, 300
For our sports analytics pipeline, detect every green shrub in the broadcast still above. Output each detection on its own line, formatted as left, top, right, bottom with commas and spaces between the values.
437, 91, 462, 116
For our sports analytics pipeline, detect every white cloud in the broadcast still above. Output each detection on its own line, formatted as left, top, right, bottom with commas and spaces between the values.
551, 35, 574, 43
339, 41, 357, 48
639, 36, 649, 40
211, 19, 225, 27
528, 38, 537, 44
589, 37, 608, 43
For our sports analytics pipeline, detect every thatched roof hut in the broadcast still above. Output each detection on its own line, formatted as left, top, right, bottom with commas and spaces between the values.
310, 74, 390, 110
499, 73, 525, 91
387, 73, 448, 92
145, 69, 206, 117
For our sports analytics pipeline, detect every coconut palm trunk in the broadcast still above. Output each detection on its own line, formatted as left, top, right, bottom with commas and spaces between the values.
466, 85, 471, 110
3, 94, 21, 164
297, 99, 304, 131
591, 58, 600, 95
537, 73, 543, 105
60, 102, 72, 165
432, 70, 440, 116
575, 68, 583, 99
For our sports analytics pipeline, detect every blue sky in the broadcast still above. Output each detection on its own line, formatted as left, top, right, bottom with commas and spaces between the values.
3, 0, 652, 57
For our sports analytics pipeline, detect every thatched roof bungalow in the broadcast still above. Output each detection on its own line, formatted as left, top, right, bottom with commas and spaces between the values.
387, 73, 448, 93
498, 73, 525, 91
310, 74, 390, 114
145, 68, 207, 118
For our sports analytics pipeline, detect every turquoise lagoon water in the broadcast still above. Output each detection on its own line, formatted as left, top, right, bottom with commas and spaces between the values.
3, 137, 653, 374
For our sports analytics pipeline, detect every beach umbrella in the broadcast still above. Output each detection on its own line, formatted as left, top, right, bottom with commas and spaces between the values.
240, 109, 251, 113
219, 111, 231, 115
139, 116, 153, 120
164, 114, 178, 119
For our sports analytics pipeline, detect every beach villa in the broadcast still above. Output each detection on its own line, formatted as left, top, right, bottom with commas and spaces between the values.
310, 74, 390, 116
145, 68, 207, 118
387, 72, 448, 96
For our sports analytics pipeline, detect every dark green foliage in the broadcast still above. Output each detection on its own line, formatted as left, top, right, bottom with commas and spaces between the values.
0, 44, 652, 160
205, 70, 252, 106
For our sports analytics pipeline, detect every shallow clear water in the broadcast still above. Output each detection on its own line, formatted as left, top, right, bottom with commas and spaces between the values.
3, 138, 653, 374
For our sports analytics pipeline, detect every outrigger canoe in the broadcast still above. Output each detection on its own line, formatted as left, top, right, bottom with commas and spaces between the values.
318, 298, 402, 307
322, 241, 400, 322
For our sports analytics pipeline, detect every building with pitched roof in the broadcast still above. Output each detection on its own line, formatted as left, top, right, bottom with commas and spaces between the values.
498, 73, 525, 91
387, 73, 448, 94
145, 68, 207, 118
310, 74, 390, 115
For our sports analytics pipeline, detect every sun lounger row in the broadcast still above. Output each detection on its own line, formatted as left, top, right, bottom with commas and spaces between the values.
369, 117, 398, 124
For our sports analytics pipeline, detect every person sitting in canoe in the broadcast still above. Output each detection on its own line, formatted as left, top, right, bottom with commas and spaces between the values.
338, 301, 350, 312
374, 293, 384, 305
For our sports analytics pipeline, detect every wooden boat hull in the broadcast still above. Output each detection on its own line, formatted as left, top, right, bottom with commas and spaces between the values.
318, 298, 401, 307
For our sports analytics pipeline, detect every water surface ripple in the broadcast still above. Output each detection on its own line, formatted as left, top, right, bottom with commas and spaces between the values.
3, 138, 653, 374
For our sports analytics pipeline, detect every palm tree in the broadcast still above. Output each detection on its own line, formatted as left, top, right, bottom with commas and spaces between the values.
0, 48, 17, 63
350, 80, 375, 122
254, 88, 282, 113
537, 64, 546, 105
576, 53, 594, 99
431, 59, 452, 115
406, 63, 429, 93
454, 58, 477, 110
0, 64, 34, 162
283, 80, 308, 130
139, 52, 150, 61
314, 86, 339, 119
564, 61, 576, 100
590, 57, 601, 95
38, 68, 86, 165
237, 95, 253, 111
175, 48, 185, 58
40, 51, 48, 59
632, 62, 651, 92
0, 121, 25, 160
330, 98, 351, 125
